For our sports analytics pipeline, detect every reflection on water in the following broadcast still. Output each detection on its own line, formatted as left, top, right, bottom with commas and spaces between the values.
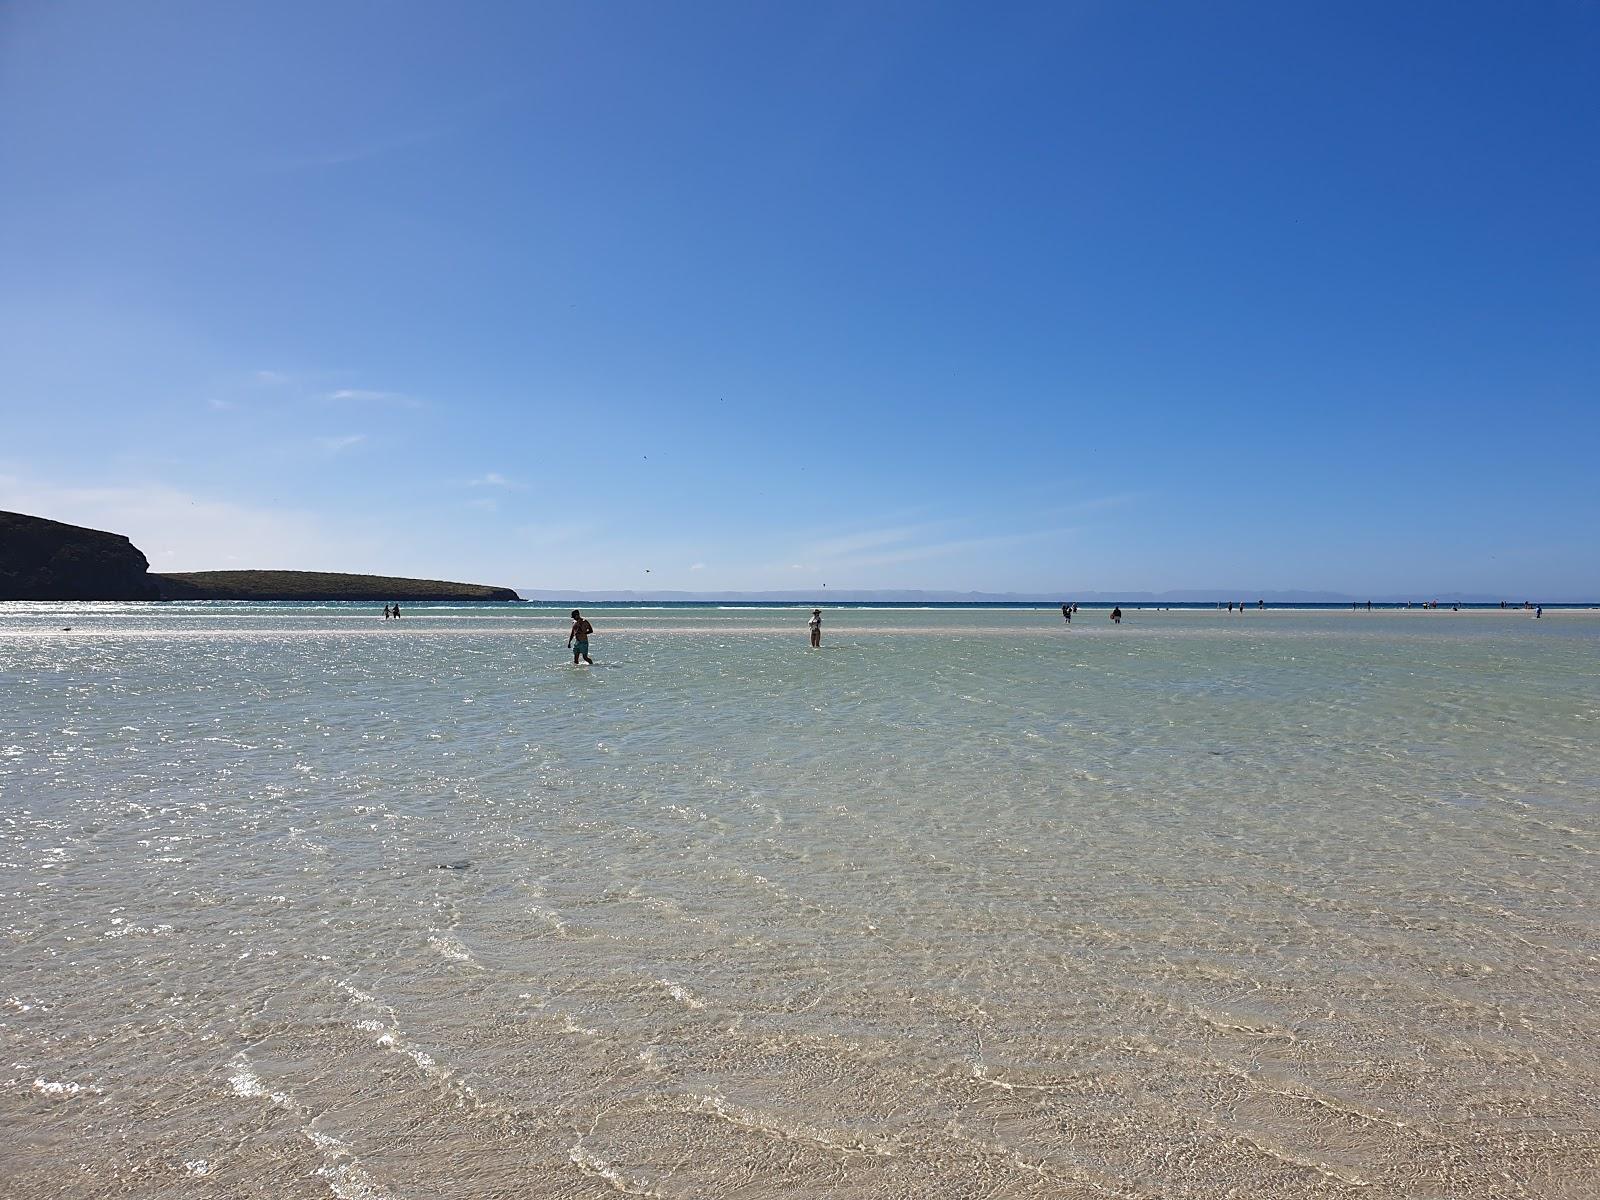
3, 603, 1598, 1198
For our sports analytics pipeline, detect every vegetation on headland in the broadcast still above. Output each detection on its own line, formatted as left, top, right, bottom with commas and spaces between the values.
1, 511, 519, 601
154, 570, 519, 601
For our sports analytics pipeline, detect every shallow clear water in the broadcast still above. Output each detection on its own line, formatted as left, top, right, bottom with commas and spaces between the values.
3, 603, 1597, 1198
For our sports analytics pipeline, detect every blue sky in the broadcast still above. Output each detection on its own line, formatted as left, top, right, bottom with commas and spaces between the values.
2, 1, 1596, 596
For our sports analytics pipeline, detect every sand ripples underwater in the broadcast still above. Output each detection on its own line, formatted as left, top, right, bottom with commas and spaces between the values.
3, 603, 1598, 1198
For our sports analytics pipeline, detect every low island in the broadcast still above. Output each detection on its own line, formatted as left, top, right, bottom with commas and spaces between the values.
155, 570, 519, 602
1, 511, 521, 602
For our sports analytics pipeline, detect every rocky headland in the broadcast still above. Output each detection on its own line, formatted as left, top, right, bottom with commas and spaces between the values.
0, 511, 520, 601
0, 511, 161, 600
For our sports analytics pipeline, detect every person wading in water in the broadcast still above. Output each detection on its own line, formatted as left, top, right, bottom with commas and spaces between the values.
568, 609, 594, 665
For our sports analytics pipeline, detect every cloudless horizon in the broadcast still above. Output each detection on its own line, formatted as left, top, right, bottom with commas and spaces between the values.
3, 1, 1597, 596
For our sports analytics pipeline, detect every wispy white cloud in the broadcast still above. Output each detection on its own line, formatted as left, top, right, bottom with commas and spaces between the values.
511, 521, 600, 549
315, 434, 367, 454
252, 126, 449, 174
206, 398, 237, 411
467, 472, 525, 489
817, 527, 1075, 569
326, 388, 420, 409
465, 497, 499, 512
690, 562, 706, 571
1047, 492, 1145, 515
211, 371, 425, 414
805, 521, 955, 559
789, 516, 1076, 574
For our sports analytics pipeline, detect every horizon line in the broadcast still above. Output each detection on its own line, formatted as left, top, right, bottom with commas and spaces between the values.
517, 588, 1595, 604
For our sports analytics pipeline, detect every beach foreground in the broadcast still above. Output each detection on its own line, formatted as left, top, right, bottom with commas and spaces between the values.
3, 603, 1597, 1198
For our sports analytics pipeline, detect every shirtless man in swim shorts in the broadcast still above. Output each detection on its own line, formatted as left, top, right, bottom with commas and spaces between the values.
568, 609, 594, 665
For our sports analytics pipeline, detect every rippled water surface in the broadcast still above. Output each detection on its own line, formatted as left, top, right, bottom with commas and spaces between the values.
3, 603, 1598, 1199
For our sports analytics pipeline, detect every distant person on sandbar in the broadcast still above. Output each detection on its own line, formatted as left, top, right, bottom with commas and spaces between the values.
1536, 605, 1543, 619
392, 604, 401, 619
1062, 603, 1071, 624
382, 605, 391, 620
569, 610, 594, 665
809, 608, 822, 648
1110, 606, 1122, 624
